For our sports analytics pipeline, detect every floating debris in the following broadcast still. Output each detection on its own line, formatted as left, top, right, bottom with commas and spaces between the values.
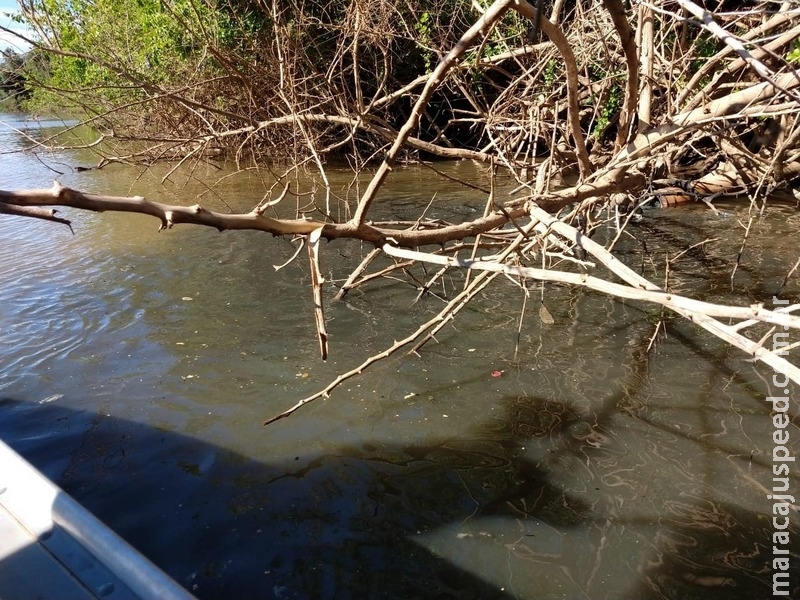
38, 394, 63, 404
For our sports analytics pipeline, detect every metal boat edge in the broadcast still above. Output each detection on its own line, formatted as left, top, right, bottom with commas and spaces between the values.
0, 438, 196, 599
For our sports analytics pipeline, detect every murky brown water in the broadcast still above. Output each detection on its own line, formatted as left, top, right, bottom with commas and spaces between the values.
1, 113, 799, 599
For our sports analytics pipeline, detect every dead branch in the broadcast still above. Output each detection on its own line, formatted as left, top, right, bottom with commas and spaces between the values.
676, 8, 799, 109
636, 2, 655, 132
602, 0, 639, 150
381, 244, 800, 334
264, 259, 503, 425
0, 182, 320, 236
379, 209, 800, 386
0, 202, 72, 229
0, 176, 647, 248
523, 203, 800, 385
514, 0, 592, 177
307, 227, 329, 360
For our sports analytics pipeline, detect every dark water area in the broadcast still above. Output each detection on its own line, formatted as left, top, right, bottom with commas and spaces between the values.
1, 113, 799, 599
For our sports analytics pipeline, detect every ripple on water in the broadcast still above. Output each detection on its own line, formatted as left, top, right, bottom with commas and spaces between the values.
0, 218, 140, 390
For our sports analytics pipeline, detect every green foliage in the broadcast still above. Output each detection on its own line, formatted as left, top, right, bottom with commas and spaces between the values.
585, 61, 623, 140
216, 0, 272, 55
544, 59, 558, 88
20, 0, 208, 111
690, 31, 720, 74
592, 83, 622, 140
415, 11, 435, 73
494, 10, 529, 52
787, 37, 800, 63
463, 3, 529, 61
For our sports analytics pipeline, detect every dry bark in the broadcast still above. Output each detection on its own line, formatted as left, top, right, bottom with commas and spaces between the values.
4, 0, 800, 422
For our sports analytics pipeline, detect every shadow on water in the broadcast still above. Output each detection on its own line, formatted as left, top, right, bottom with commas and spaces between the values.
0, 395, 554, 599
1, 120, 799, 598
2, 389, 796, 600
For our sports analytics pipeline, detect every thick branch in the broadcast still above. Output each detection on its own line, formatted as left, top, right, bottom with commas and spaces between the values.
524, 204, 800, 386
598, 70, 800, 185
0, 169, 652, 249
0, 202, 72, 228
602, 0, 639, 150
381, 209, 800, 386
636, 3, 654, 132
0, 182, 318, 236
382, 245, 800, 332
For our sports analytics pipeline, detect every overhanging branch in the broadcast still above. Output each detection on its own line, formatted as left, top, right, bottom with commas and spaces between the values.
0, 201, 73, 229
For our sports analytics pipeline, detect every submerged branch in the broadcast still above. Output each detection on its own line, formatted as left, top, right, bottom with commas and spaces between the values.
4, 0, 800, 429
381, 244, 800, 335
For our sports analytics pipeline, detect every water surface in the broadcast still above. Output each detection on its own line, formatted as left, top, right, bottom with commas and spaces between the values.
1, 113, 798, 599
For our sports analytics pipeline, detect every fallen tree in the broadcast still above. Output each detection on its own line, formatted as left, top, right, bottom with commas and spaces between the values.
2, 0, 799, 420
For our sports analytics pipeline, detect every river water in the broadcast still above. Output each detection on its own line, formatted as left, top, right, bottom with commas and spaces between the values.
0, 113, 798, 599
